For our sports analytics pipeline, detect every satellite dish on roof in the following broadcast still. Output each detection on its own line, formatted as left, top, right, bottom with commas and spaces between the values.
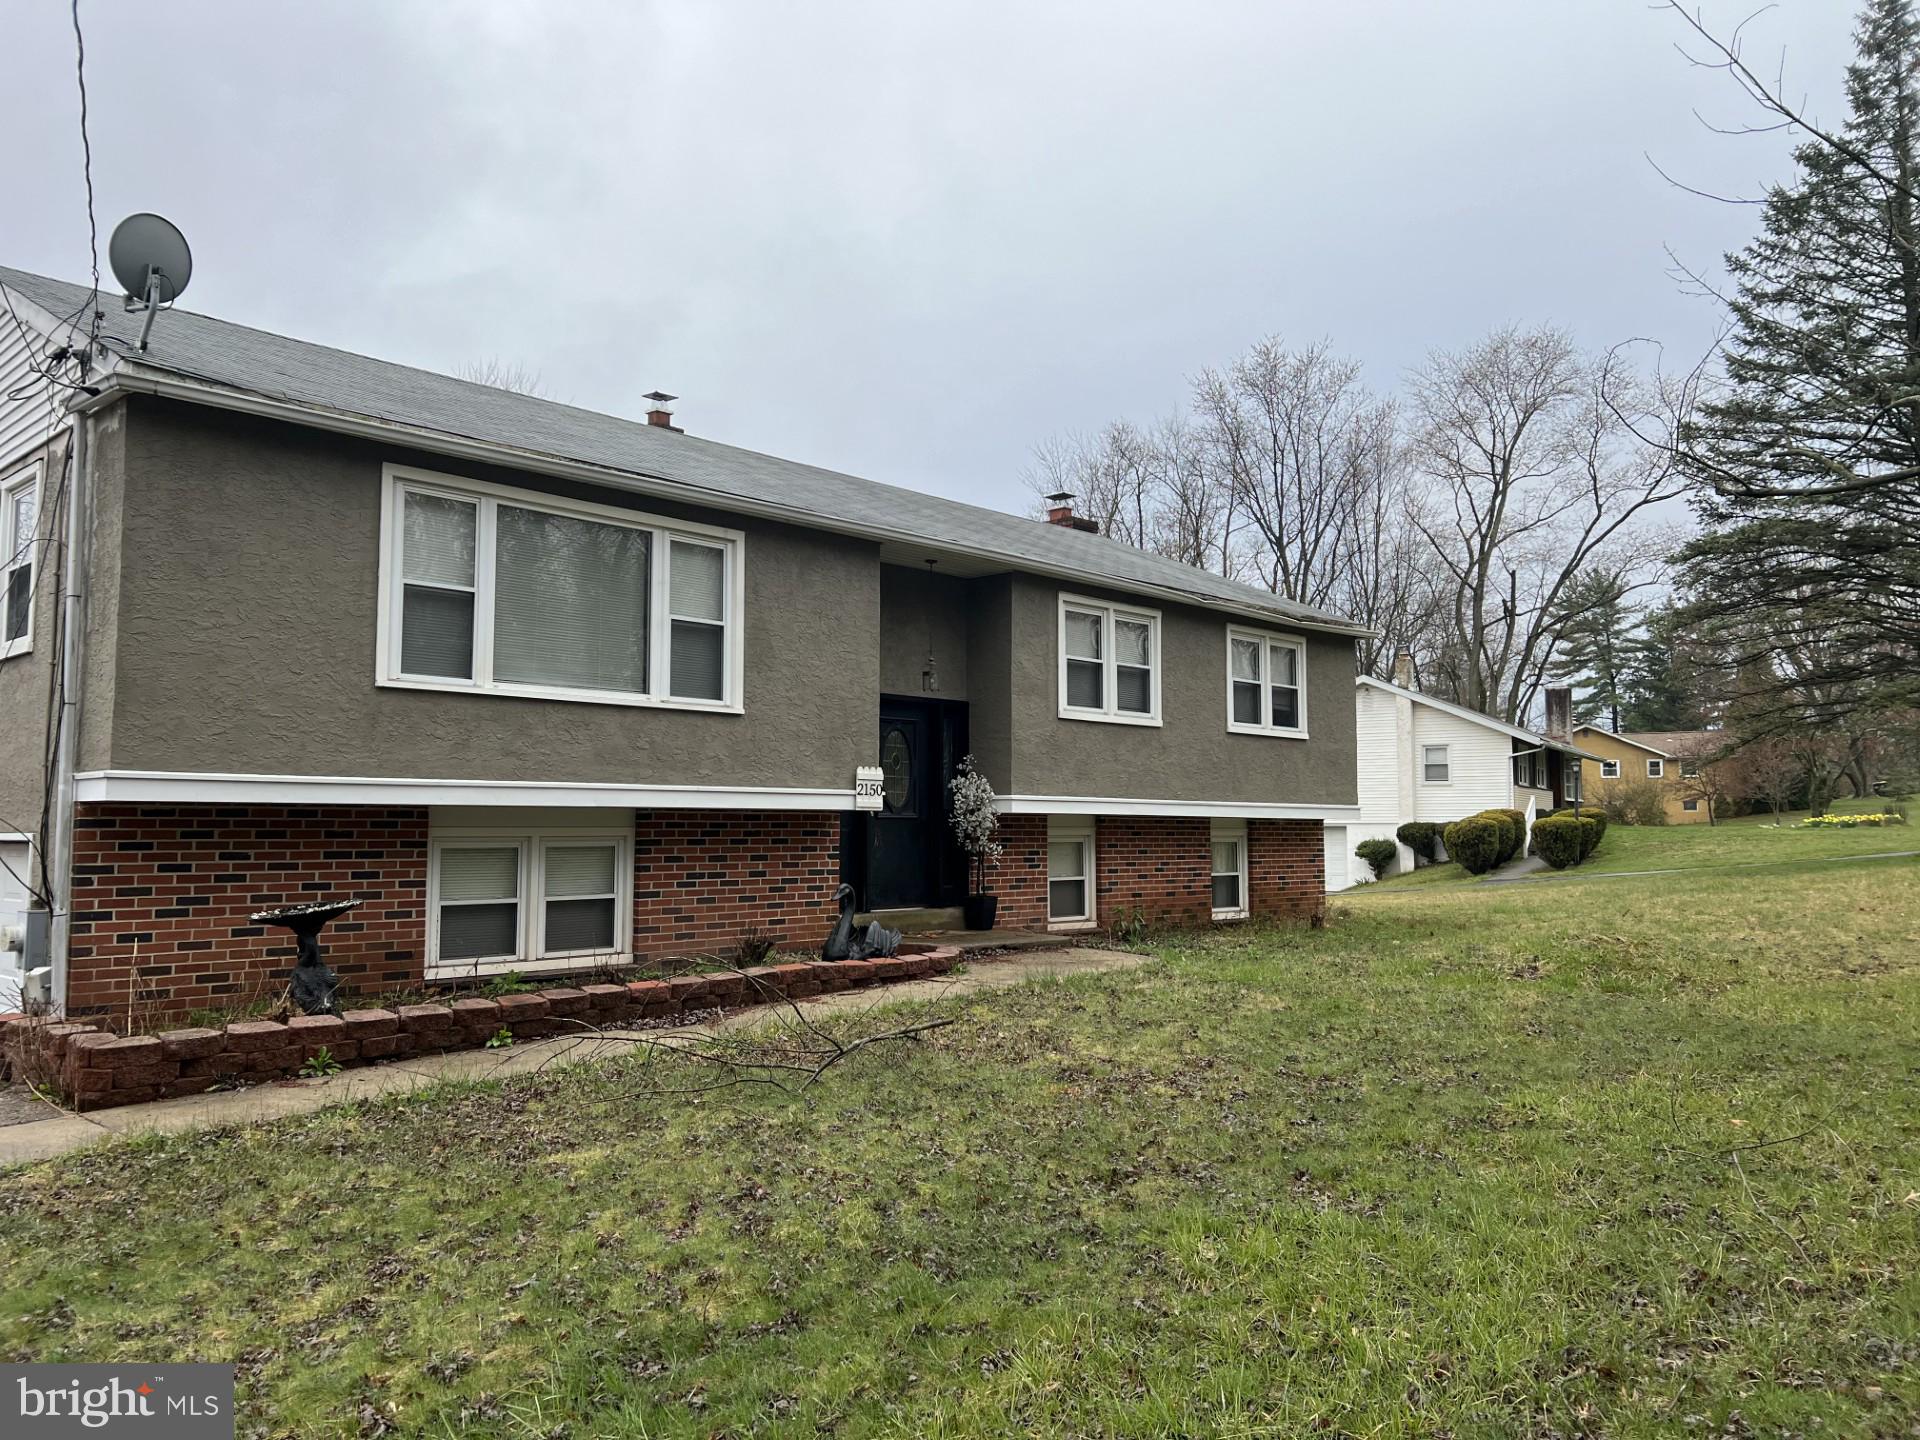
108, 213, 193, 350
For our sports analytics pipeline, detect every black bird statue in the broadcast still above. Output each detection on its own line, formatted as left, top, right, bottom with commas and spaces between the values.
821, 884, 902, 961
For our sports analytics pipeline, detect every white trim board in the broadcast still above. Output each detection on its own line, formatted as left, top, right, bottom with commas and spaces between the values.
72, 770, 856, 811
995, 793, 1361, 822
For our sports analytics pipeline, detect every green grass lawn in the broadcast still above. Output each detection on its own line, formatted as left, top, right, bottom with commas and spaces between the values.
4, 857, 1917, 1436
1364, 807, 1912, 891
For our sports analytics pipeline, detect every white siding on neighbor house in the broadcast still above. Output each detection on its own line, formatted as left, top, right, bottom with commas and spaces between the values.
1410, 708, 1515, 824
1354, 684, 1402, 824
0, 304, 65, 468
1323, 825, 1349, 891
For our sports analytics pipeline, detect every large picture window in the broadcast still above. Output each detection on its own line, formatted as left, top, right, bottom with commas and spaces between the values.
382, 467, 742, 710
1226, 627, 1307, 738
1, 462, 39, 660
429, 825, 632, 978
1047, 818, 1096, 925
1058, 595, 1159, 724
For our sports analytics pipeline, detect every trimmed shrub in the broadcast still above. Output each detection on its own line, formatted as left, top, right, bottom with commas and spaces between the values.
1354, 838, 1398, 880
1441, 816, 1504, 875
1553, 805, 1608, 845
1531, 814, 1587, 869
1395, 821, 1441, 863
1578, 815, 1602, 858
1463, 808, 1522, 865
1492, 808, 1527, 863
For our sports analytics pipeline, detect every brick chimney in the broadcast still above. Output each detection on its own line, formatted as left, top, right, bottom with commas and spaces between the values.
1544, 685, 1572, 741
1044, 491, 1100, 534
643, 390, 682, 432
1391, 649, 1416, 690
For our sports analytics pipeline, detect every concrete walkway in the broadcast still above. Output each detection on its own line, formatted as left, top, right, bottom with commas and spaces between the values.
0, 947, 1146, 1168
1486, 855, 1548, 883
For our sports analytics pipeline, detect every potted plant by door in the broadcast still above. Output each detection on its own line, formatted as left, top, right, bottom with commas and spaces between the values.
950, 754, 1003, 931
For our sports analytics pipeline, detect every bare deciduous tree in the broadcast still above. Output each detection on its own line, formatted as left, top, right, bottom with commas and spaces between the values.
458, 356, 552, 398
1407, 326, 1686, 723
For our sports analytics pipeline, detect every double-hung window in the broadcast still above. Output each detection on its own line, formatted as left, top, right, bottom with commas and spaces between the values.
1226, 627, 1307, 737
1210, 820, 1248, 920
1646, 758, 1664, 779
1422, 744, 1450, 783
1, 462, 39, 660
1600, 759, 1620, 779
429, 825, 632, 978
1059, 595, 1159, 724
383, 467, 742, 709
1047, 818, 1096, 926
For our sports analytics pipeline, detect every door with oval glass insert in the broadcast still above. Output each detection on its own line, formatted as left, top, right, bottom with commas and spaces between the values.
867, 701, 934, 909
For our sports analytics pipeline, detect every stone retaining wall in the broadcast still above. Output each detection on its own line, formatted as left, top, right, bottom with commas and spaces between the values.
1, 946, 960, 1113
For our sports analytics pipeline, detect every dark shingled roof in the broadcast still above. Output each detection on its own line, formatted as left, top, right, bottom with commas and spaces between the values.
1, 266, 1366, 636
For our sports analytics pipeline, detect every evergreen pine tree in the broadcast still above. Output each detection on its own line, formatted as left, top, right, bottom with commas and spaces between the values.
1678, 0, 1920, 720
1554, 570, 1640, 731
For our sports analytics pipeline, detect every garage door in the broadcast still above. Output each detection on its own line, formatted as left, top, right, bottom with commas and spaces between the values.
1322, 825, 1349, 892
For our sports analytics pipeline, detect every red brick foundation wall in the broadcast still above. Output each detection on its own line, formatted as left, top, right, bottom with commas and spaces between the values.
1095, 816, 1213, 927
68, 805, 429, 1020
991, 814, 1049, 929
632, 811, 840, 959
1249, 819, 1326, 920
986, 813, 1325, 932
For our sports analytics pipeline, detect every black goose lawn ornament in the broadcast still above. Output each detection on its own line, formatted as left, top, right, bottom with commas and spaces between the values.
821, 884, 903, 962
251, 899, 360, 1015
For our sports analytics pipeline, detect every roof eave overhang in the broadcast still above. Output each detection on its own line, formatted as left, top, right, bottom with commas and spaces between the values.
1572, 726, 1672, 758
71, 368, 1376, 641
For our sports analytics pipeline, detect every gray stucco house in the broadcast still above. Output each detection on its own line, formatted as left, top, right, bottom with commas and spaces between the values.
0, 266, 1365, 1020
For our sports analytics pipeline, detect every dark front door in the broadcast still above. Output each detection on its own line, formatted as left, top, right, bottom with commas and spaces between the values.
864, 697, 968, 910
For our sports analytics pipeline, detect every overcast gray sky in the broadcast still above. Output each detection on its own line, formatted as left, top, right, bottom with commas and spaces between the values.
2, 2, 1854, 514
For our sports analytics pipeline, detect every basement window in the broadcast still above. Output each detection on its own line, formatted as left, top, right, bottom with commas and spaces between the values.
1211, 820, 1248, 921
1047, 818, 1096, 927
428, 824, 632, 978
1, 461, 39, 661
382, 466, 743, 711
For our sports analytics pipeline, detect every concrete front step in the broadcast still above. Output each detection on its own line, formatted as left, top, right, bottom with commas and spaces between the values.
858, 906, 965, 934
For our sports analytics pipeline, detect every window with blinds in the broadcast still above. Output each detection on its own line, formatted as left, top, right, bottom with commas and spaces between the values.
1225, 627, 1307, 738
1210, 820, 1248, 919
1059, 595, 1159, 723
2, 463, 41, 657
385, 470, 739, 709
1046, 821, 1094, 923
429, 828, 631, 977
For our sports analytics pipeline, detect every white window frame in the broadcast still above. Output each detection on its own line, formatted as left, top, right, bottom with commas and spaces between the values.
1600, 759, 1621, 779
1057, 594, 1161, 726
427, 824, 633, 979
377, 464, 746, 712
1210, 819, 1249, 921
1646, 758, 1664, 779
1, 461, 41, 662
1682, 798, 1700, 812
1421, 744, 1451, 784
1680, 759, 1702, 779
1046, 816, 1097, 929
1225, 626, 1309, 739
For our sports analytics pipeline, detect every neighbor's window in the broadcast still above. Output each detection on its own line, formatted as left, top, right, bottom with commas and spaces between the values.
430, 829, 631, 977
1682, 798, 1700, 812
1059, 596, 1158, 723
1211, 820, 1248, 920
1646, 759, 1664, 779
386, 469, 741, 708
1, 462, 39, 659
1227, 627, 1308, 737
1422, 744, 1450, 783
1680, 759, 1701, 779
1600, 759, 1621, 779
1566, 763, 1583, 801
1047, 818, 1095, 924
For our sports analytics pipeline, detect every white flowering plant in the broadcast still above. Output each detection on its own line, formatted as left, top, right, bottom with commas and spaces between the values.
949, 754, 1003, 895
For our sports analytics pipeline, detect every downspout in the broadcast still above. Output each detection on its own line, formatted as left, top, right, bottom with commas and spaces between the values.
46, 413, 92, 1016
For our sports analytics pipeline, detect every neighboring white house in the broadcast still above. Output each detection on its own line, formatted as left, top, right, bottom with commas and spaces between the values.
1328, 672, 1597, 890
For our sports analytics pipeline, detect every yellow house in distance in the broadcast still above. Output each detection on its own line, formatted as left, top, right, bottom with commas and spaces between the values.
1572, 725, 1715, 824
